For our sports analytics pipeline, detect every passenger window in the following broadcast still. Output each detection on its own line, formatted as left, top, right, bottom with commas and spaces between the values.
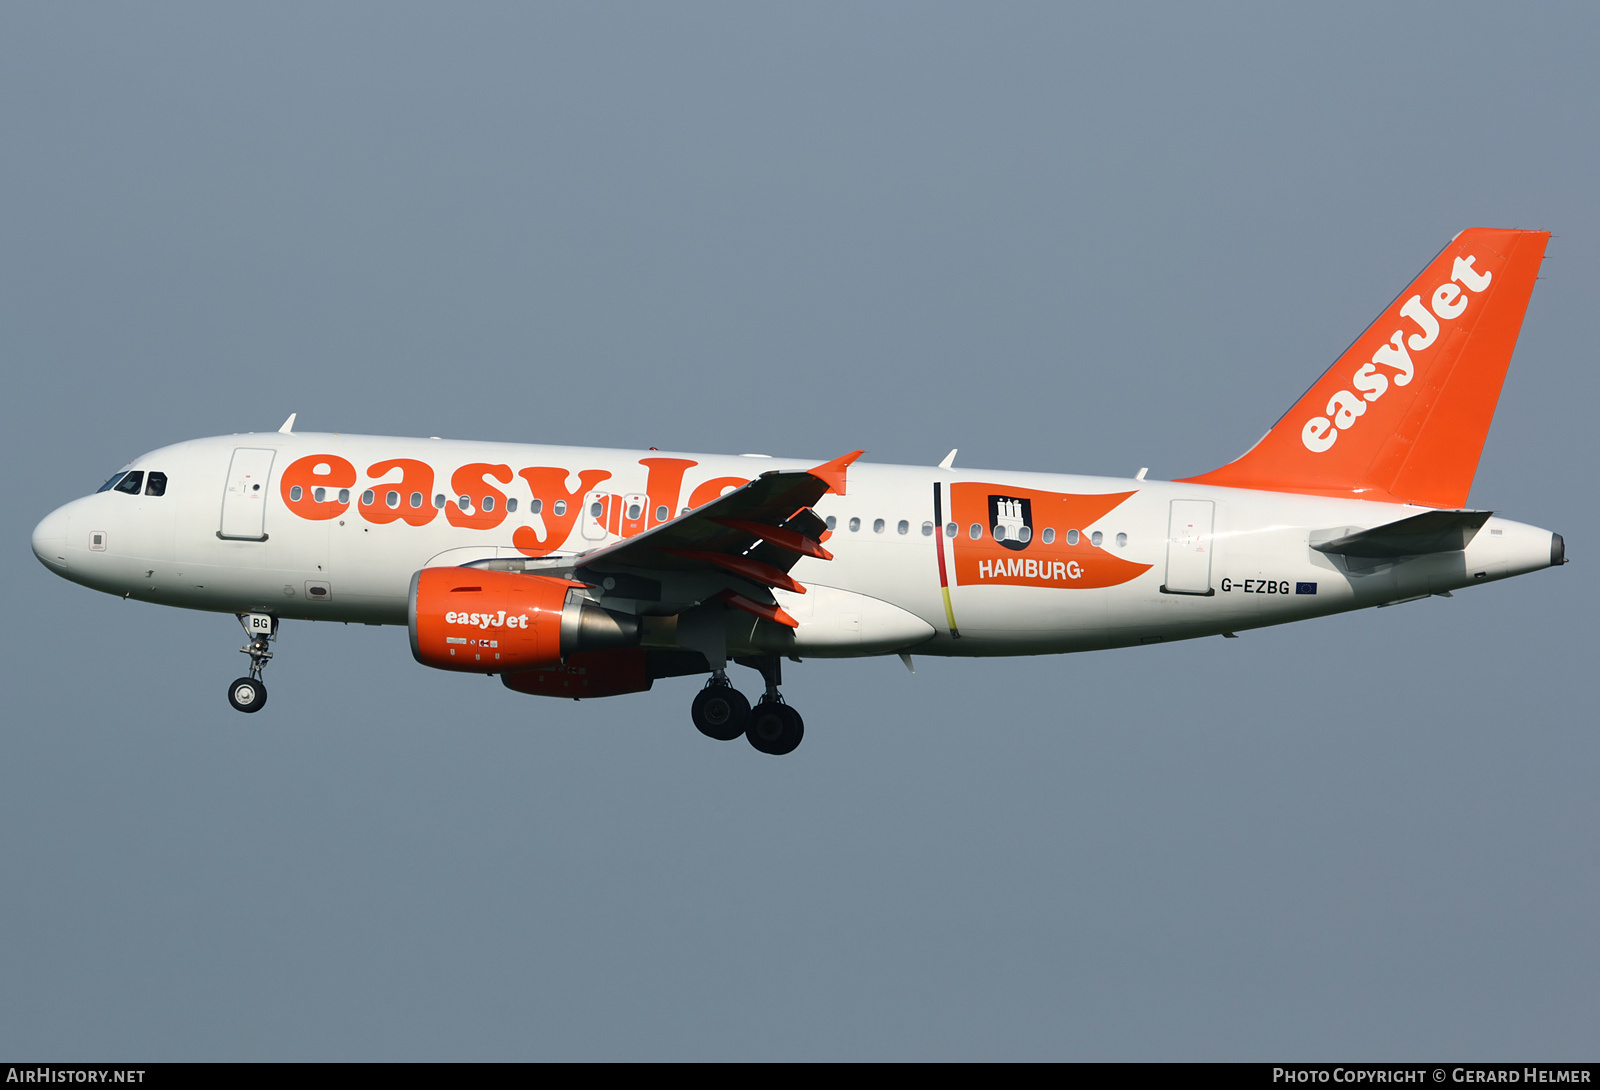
144, 472, 167, 497
873, 518, 885, 534
311, 487, 324, 503
362, 490, 375, 506
554, 500, 567, 516
946, 522, 957, 538
1116, 532, 1127, 547
339, 489, 350, 504
627, 503, 641, 520
898, 520, 909, 535
458, 496, 471, 511
921, 521, 934, 536
290, 486, 304, 502
1042, 528, 1055, 544
410, 492, 423, 508
507, 498, 518, 513
530, 498, 543, 514
482, 496, 495, 512
1018, 525, 1031, 543
1091, 531, 1103, 547
826, 515, 837, 531
656, 505, 668, 522
969, 523, 981, 539
114, 471, 144, 495
386, 491, 401, 509
434, 494, 446, 509
1066, 529, 1080, 545
993, 524, 1007, 542
96, 472, 128, 494
590, 501, 602, 518
849, 517, 861, 532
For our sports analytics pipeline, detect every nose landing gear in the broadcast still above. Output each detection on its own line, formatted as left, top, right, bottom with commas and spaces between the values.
228, 613, 276, 713
227, 676, 267, 713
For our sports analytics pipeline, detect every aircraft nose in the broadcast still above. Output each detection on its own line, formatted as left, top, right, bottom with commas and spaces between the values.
32, 505, 71, 572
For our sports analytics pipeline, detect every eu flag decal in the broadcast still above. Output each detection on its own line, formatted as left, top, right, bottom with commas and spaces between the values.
1296, 582, 1317, 595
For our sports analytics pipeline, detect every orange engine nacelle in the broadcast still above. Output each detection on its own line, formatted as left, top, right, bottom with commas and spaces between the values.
501, 649, 652, 699
409, 568, 641, 673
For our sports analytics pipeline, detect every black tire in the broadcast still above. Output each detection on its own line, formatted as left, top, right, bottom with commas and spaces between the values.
746, 700, 803, 755
228, 676, 267, 714
692, 684, 749, 741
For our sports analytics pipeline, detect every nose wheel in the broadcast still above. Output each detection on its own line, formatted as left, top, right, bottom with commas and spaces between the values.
227, 676, 267, 713
229, 613, 277, 714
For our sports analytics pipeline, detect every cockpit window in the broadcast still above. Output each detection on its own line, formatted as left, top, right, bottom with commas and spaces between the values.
145, 472, 167, 497
113, 471, 144, 495
96, 472, 128, 493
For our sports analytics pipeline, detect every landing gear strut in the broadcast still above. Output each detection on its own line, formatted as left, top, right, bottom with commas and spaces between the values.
228, 613, 275, 714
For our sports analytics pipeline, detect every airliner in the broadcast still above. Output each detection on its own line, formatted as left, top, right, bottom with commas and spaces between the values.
30, 229, 1564, 755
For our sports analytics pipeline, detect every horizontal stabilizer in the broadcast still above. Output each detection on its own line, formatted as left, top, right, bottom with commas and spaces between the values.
1311, 509, 1491, 558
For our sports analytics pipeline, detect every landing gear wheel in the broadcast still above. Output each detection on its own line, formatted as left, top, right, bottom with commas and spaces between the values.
746, 700, 803, 756
692, 684, 750, 741
227, 676, 267, 714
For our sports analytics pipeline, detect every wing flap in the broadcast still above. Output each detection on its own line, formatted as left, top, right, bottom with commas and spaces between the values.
565, 451, 861, 607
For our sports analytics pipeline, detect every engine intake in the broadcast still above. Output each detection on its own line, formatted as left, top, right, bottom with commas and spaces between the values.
409, 568, 639, 672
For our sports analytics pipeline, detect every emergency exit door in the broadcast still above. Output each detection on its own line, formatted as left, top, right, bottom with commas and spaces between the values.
1162, 499, 1215, 595
581, 490, 610, 541
219, 448, 276, 541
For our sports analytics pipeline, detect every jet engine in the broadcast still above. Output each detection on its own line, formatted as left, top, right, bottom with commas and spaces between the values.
408, 568, 639, 673
501, 649, 653, 699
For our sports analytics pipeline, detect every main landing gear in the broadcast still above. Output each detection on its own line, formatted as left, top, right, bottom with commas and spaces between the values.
689, 657, 805, 756
747, 698, 803, 757
691, 676, 749, 741
227, 613, 276, 714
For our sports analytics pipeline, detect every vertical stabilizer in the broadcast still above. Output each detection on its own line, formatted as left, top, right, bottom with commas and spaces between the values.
1180, 228, 1548, 508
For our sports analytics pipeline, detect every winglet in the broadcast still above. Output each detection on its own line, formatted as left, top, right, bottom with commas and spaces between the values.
278, 413, 297, 434
808, 450, 864, 496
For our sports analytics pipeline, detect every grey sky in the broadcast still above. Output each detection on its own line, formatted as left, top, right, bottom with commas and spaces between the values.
3, 4, 1596, 1060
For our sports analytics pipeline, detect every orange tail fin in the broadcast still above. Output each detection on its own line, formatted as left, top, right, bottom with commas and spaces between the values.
1180, 228, 1549, 508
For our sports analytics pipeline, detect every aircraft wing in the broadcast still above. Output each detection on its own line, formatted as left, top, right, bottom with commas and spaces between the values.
564, 450, 863, 626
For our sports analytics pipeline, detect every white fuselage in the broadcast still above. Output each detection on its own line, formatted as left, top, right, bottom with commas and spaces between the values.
32, 432, 1559, 659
